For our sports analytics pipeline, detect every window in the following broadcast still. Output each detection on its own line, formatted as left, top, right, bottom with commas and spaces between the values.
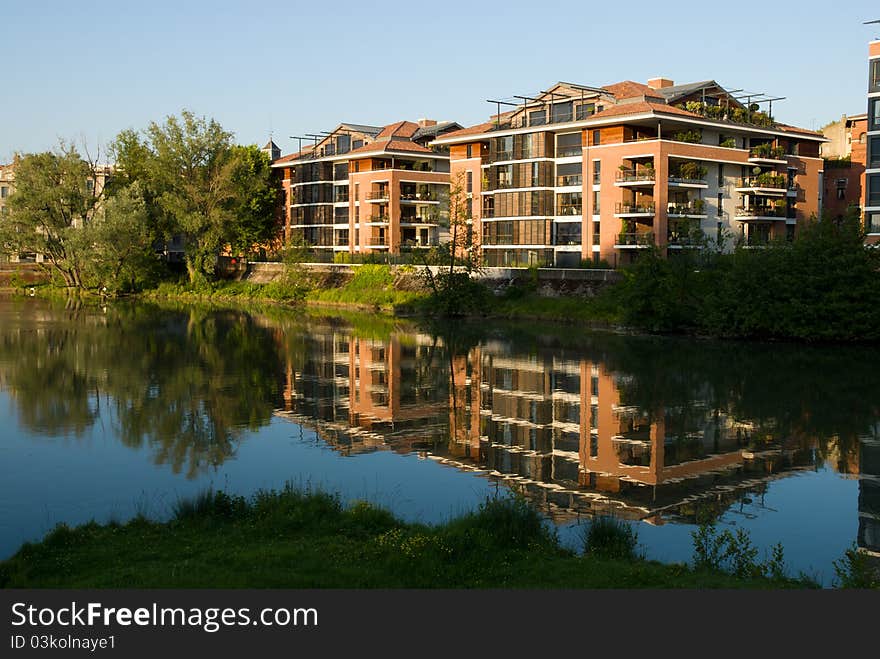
836, 178, 847, 200
530, 162, 539, 187
592, 160, 601, 185
529, 109, 546, 126
717, 193, 723, 218
867, 212, 880, 234
871, 59, 880, 93
466, 171, 473, 194
592, 190, 600, 215
336, 135, 350, 153
576, 103, 595, 120
353, 139, 364, 150
466, 144, 472, 159
353, 161, 360, 173
868, 174, 880, 207
871, 99, 880, 131
592, 130, 601, 146
717, 163, 723, 187
552, 101, 572, 123
0, 186, 7, 198
869, 135, 880, 169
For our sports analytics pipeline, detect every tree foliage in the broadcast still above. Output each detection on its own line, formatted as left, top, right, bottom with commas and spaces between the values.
0, 143, 104, 287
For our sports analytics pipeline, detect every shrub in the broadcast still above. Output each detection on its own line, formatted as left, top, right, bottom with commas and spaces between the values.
582, 516, 639, 561
833, 544, 880, 588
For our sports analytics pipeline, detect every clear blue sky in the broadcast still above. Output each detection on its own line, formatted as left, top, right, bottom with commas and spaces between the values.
2, 0, 878, 162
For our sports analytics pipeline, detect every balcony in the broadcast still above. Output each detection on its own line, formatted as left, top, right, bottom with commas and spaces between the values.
615, 169, 656, 186
556, 204, 582, 217
748, 144, 788, 165
367, 190, 390, 202
735, 205, 787, 220
615, 232, 654, 248
367, 215, 390, 224
401, 215, 439, 225
736, 175, 787, 195
668, 175, 708, 188
368, 238, 389, 247
556, 145, 583, 158
400, 192, 438, 203
667, 202, 707, 218
557, 174, 583, 187
615, 202, 655, 217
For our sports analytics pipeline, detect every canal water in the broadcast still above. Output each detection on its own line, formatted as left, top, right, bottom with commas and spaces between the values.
0, 296, 877, 585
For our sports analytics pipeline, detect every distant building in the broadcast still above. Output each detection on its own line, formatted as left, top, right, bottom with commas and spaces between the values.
820, 114, 867, 220
271, 119, 462, 257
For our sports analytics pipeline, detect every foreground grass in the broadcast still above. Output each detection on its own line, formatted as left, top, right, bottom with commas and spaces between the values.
0, 488, 809, 589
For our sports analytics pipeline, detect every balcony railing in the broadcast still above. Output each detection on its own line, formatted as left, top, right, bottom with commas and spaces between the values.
556, 205, 582, 216
668, 175, 708, 186
735, 205, 786, 218
369, 238, 389, 246
615, 232, 654, 246
615, 203, 656, 215
557, 174, 583, 187
369, 215, 390, 223
367, 190, 390, 200
737, 175, 786, 190
667, 203, 707, 216
400, 192, 438, 202
556, 145, 582, 158
616, 169, 656, 184
749, 145, 787, 160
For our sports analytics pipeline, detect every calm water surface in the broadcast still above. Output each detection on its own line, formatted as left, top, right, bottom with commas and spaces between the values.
1, 297, 878, 585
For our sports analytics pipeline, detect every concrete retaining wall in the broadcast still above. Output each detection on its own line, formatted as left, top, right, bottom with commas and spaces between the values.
243, 262, 621, 298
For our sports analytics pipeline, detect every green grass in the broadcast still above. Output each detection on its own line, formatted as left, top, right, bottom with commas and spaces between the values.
0, 488, 812, 589
306, 264, 427, 310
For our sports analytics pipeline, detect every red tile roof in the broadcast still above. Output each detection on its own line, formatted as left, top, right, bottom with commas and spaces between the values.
376, 120, 419, 139
435, 120, 497, 140
602, 81, 665, 101
347, 139, 434, 156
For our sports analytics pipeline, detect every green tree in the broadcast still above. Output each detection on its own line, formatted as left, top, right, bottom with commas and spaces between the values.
0, 143, 105, 287
78, 183, 161, 292
227, 144, 280, 256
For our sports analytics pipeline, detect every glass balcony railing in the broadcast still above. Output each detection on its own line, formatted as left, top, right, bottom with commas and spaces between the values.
557, 174, 583, 187
735, 205, 786, 218
615, 232, 654, 246
616, 169, 656, 184
556, 145, 582, 158
615, 203, 656, 215
737, 175, 786, 190
556, 205, 582, 216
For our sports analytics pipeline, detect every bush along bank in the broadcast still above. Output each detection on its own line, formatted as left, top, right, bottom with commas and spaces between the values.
610, 215, 880, 342
0, 487, 823, 589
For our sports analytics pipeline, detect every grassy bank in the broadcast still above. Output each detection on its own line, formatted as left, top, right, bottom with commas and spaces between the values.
0, 488, 811, 589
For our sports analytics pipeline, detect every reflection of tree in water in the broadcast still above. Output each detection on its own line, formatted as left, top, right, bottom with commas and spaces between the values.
0, 301, 286, 477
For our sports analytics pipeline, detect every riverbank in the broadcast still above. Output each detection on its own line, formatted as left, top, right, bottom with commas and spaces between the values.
0, 488, 811, 589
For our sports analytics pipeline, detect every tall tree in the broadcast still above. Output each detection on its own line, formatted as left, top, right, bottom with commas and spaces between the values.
144, 111, 237, 284
227, 144, 280, 256
0, 142, 105, 287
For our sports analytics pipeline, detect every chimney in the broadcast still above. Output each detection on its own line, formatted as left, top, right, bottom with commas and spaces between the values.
647, 78, 674, 89
417, 118, 437, 127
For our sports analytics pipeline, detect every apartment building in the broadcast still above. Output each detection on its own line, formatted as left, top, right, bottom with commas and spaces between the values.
820, 114, 868, 220
433, 79, 826, 267
866, 39, 880, 238
272, 119, 461, 256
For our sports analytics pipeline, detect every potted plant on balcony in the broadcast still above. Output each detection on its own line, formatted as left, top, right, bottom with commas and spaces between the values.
692, 198, 705, 214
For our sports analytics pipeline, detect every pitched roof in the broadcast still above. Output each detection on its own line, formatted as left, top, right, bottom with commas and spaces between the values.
262, 140, 280, 151
653, 80, 720, 103
347, 139, 434, 157
412, 121, 463, 141
376, 121, 419, 139
602, 81, 665, 101
339, 123, 383, 137
588, 101, 702, 121
271, 149, 309, 165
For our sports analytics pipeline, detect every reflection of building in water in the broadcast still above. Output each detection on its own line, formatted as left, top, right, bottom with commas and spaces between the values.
274, 329, 828, 524
279, 329, 448, 455
859, 432, 880, 557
